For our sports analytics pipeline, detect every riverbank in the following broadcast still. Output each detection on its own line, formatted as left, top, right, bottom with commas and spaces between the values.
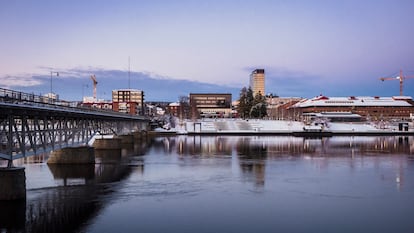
152, 119, 414, 136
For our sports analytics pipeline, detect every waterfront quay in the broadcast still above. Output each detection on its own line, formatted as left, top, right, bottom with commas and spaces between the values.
155, 118, 414, 136
1, 135, 414, 233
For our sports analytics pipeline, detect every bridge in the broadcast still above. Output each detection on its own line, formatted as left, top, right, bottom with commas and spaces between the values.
0, 88, 149, 167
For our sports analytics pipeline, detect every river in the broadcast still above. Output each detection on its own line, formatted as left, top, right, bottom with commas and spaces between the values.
1, 135, 414, 233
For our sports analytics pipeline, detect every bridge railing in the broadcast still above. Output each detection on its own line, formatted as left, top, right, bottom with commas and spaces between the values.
0, 87, 53, 104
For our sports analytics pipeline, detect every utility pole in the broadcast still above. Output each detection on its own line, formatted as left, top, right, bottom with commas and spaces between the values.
50, 71, 59, 94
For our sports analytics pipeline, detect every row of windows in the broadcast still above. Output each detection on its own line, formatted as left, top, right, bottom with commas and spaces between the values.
193, 97, 228, 100
195, 100, 227, 104
196, 104, 230, 108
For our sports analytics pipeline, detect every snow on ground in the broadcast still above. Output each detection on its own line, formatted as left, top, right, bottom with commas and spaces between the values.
162, 119, 406, 134
88, 133, 114, 146
171, 119, 378, 133
326, 122, 381, 132
178, 119, 304, 133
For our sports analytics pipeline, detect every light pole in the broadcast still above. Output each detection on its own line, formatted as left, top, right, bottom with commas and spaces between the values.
82, 84, 88, 101
50, 71, 59, 96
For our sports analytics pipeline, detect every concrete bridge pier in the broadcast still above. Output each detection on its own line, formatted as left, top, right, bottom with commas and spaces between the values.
118, 134, 135, 156
0, 167, 26, 200
133, 130, 148, 141
119, 134, 134, 144
133, 131, 150, 155
94, 138, 122, 163
47, 146, 95, 164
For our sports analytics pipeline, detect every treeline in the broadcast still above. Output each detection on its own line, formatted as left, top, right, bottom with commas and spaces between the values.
237, 87, 267, 119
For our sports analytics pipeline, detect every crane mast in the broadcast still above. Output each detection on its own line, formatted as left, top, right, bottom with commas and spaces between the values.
380, 70, 414, 96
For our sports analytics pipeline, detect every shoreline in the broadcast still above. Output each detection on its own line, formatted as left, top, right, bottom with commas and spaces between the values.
151, 119, 414, 137
150, 130, 414, 137
188, 131, 414, 136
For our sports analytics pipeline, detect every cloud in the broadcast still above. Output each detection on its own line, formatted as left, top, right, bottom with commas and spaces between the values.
0, 74, 43, 88
6, 66, 412, 102
8, 67, 242, 101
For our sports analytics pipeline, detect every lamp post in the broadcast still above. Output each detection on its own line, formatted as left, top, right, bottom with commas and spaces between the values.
82, 84, 88, 102
50, 71, 59, 96
49, 71, 59, 104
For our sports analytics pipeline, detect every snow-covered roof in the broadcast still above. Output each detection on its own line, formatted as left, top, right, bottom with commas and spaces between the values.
292, 95, 413, 108
303, 112, 362, 118
169, 102, 180, 107
392, 96, 413, 100
112, 89, 143, 92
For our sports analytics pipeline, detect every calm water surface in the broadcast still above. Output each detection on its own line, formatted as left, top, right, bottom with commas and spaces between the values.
1, 136, 414, 233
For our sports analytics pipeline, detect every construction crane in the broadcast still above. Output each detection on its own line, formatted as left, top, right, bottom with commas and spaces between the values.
90, 74, 98, 99
380, 70, 414, 96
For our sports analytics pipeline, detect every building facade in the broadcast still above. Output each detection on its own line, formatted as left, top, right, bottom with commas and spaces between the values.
112, 89, 145, 115
289, 95, 414, 121
82, 102, 113, 111
250, 69, 265, 97
266, 96, 303, 120
189, 93, 232, 118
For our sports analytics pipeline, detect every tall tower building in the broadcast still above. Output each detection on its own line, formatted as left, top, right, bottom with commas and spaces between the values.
250, 69, 265, 97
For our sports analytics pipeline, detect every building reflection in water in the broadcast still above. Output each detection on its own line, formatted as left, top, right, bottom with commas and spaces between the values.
151, 135, 414, 190
236, 137, 267, 187
1, 136, 412, 232
0, 149, 145, 232
150, 136, 234, 157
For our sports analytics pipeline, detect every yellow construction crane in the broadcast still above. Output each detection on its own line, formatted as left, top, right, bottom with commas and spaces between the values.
380, 70, 414, 96
90, 74, 98, 99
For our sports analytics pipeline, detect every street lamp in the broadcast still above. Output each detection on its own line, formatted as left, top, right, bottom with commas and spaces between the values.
82, 84, 89, 101
50, 71, 59, 95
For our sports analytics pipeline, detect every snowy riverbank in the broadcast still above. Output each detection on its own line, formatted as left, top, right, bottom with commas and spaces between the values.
153, 119, 414, 135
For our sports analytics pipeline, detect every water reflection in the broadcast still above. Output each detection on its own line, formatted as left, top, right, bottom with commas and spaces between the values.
47, 164, 95, 186
148, 135, 414, 190
1, 136, 413, 233
0, 200, 25, 232
150, 135, 414, 157
86, 135, 414, 233
0, 155, 144, 232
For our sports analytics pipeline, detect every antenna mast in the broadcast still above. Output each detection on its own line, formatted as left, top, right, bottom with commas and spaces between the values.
128, 56, 131, 89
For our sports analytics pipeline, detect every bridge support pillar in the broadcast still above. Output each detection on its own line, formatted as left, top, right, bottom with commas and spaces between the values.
118, 134, 134, 144
94, 138, 122, 162
118, 134, 135, 156
0, 167, 26, 200
133, 130, 147, 141
93, 138, 122, 150
47, 146, 95, 164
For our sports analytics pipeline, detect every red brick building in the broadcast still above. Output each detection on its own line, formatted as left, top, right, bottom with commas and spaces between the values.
112, 89, 144, 115
289, 95, 414, 121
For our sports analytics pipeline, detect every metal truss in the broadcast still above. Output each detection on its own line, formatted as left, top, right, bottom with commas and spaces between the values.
0, 101, 147, 167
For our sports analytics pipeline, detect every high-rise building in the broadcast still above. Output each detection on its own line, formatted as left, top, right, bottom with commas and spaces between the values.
112, 89, 145, 115
250, 69, 265, 97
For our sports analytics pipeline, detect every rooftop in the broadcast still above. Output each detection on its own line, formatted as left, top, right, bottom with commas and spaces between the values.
291, 95, 413, 108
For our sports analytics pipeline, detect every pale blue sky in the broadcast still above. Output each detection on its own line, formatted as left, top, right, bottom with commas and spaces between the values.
1, 0, 414, 101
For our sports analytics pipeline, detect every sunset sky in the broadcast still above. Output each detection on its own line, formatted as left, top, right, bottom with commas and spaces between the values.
1, 0, 413, 101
